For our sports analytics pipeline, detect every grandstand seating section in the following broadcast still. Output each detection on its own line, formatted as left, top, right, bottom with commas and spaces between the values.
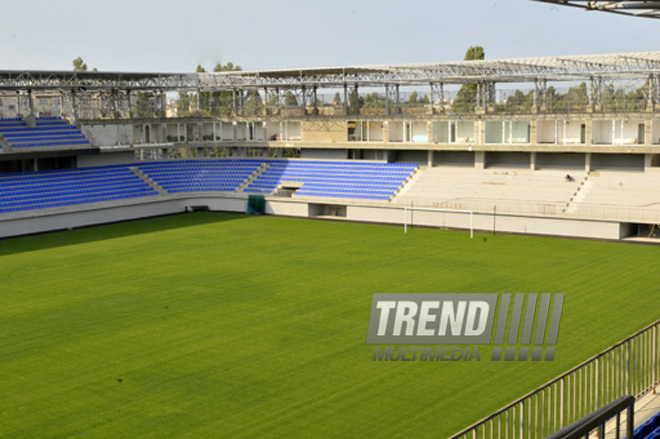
572, 171, 660, 208
0, 117, 90, 149
137, 159, 263, 193
0, 159, 418, 213
244, 160, 417, 200
396, 167, 586, 207
0, 165, 157, 213
632, 409, 660, 439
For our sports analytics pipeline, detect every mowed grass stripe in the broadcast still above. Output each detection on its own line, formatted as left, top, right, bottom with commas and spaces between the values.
0, 212, 658, 438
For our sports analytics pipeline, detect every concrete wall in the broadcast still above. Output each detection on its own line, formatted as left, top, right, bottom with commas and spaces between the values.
301, 149, 348, 160
0, 192, 633, 241
0, 196, 247, 239
301, 120, 346, 143
536, 152, 585, 170
78, 151, 136, 167
346, 204, 625, 240
82, 123, 134, 147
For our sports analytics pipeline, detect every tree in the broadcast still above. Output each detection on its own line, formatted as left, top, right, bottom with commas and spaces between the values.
408, 91, 419, 106
284, 91, 298, 107
210, 61, 242, 115
333, 92, 342, 105
363, 92, 385, 109
177, 92, 192, 117
244, 90, 263, 115
452, 46, 485, 113
348, 89, 363, 111
136, 92, 155, 118
73, 57, 88, 71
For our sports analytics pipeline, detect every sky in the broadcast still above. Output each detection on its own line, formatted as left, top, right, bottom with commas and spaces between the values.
0, 0, 658, 73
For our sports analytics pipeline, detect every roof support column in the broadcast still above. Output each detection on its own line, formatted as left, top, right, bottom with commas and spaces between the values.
160, 91, 167, 118
541, 79, 547, 112
476, 82, 483, 114
593, 77, 603, 112
488, 82, 496, 113
275, 87, 281, 115
533, 79, 539, 114
71, 90, 78, 124
312, 85, 318, 116
263, 87, 268, 116
239, 89, 244, 116
232, 89, 237, 115
395, 84, 400, 114
27, 89, 34, 116
111, 89, 118, 119
588, 77, 595, 113
343, 84, 348, 114
429, 82, 444, 114
647, 75, 656, 112
301, 85, 307, 114
126, 91, 133, 119
385, 84, 390, 115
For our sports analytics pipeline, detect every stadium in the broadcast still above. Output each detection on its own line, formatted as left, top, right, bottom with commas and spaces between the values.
1, 2, 660, 438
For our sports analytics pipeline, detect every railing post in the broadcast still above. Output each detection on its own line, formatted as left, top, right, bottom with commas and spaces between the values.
560, 378, 564, 427
626, 340, 631, 395
596, 356, 600, 408
519, 402, 524, 439
626, 402, 634, 439
653, 325, 660, 395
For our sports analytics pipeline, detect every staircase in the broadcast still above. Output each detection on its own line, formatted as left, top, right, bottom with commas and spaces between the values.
236, 162, 270, 193
564, 173, 595, 214
390, 166, 423, 202
0, 135, 12, 152
130, 167, 167, 195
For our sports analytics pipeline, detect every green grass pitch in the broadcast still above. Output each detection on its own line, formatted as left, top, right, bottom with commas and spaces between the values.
0, 212, 659, 438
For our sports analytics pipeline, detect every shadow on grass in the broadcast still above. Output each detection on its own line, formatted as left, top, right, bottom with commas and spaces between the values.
0, 211, 253, 256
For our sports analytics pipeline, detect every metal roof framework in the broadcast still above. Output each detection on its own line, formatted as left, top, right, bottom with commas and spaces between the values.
0, 52, 659, 95
533, 0, 660, 19
197, 52, 660, 90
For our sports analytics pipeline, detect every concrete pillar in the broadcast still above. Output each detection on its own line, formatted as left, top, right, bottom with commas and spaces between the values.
427, 121, 433, 145
585, 119, 592, 147
530, 120, 537, 145
427, 149, 433, 167
475, 151, 486, 170
530, 152, 536, 171
645, 153, 652, 170
383, 121, 389, 143
585, 152, 592, 172
646, 119, 653, 146
28, 90, 34, 116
